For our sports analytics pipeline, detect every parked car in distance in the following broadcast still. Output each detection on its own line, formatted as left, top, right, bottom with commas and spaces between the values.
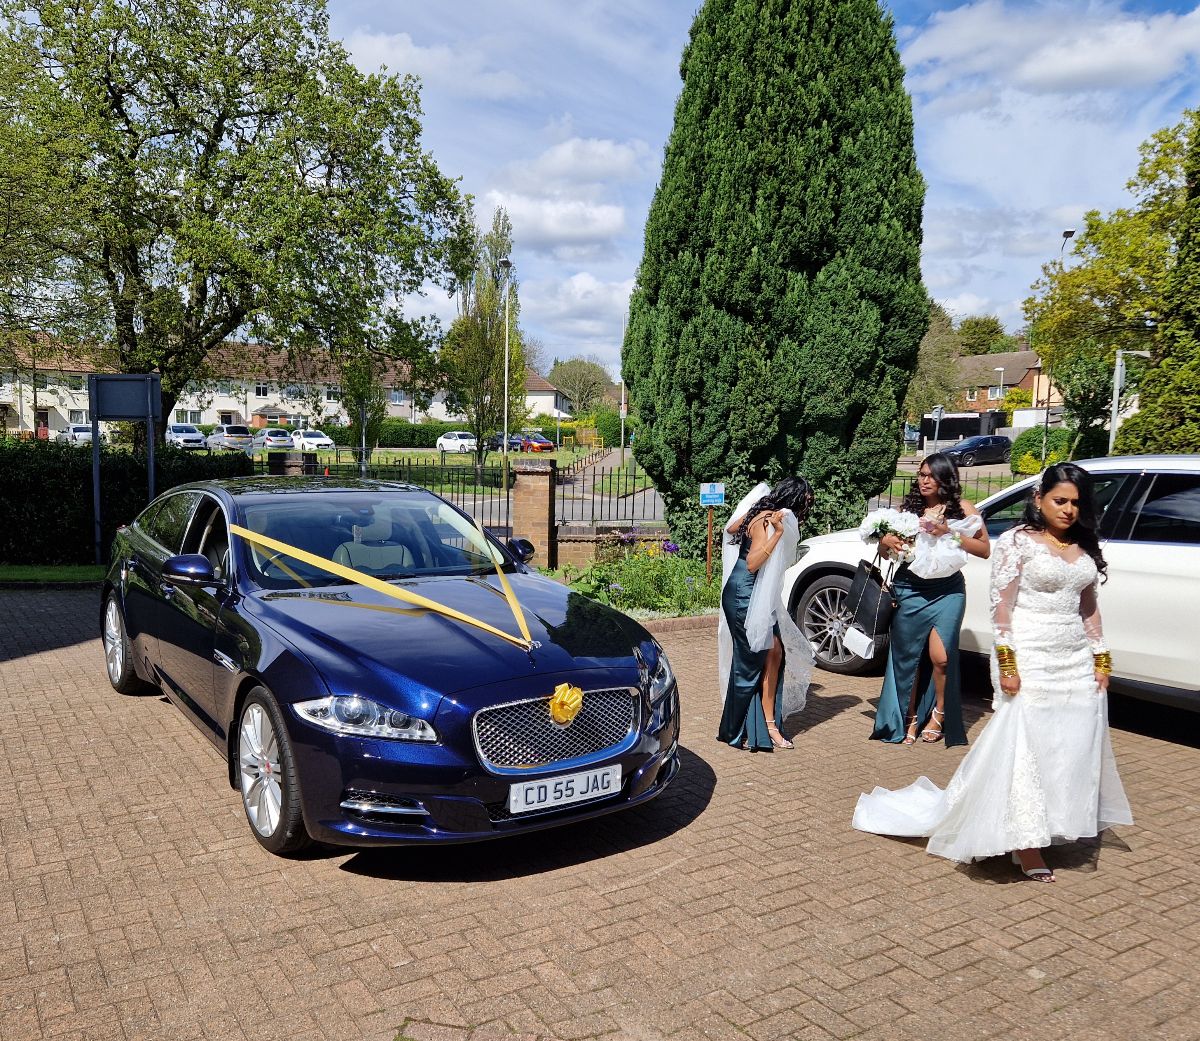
251, 427, 294, 451
782, 455, 1200, 711
100, 478, 680, 854
436, 430, 478, 453
207, 424, 254, 451
55, 424, 98, 445
484, 432, 524, 452
940, 434, 1011, 466
292, 429, 335, 451
165, 424, 206, 450
520, 432, 555, 453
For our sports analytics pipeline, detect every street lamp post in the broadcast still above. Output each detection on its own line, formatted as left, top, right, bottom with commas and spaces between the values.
994, 366, 1005, 425
1107, 349, 1151, 453
1040, 228, 1076, 466
499, 258, 512, 476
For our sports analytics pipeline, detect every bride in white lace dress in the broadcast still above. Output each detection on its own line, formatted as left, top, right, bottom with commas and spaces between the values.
852, 464, 1133, 881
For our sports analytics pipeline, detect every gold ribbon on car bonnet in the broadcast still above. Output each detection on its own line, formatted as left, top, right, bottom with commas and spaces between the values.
229, 524, 534, 652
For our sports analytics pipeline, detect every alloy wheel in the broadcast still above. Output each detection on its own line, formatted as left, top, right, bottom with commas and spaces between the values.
803, 586, 856, 666
103, 598, 124, 683
239, 703, 283, 837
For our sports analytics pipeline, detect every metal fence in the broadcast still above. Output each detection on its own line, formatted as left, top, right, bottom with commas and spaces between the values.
556, 464, 666, 526
254, 457, 511, 530
869, 471, 1020, 510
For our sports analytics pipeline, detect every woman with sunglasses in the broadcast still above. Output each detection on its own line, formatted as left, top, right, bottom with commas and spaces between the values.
869, 452, 990, 746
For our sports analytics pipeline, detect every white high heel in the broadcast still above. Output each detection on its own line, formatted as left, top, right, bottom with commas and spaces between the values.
1012, 851, 1055, 883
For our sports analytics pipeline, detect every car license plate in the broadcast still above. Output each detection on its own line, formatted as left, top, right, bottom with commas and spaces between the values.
508, 765, 622, 814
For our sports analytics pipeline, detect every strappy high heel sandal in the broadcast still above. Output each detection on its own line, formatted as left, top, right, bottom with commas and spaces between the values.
1012, 851, 1055, 883
765, 722, 794, 750
921, 707, 945, 743
902, 714, 920, 745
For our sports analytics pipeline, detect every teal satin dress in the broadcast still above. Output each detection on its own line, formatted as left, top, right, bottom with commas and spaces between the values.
717, 541, 783, 751
870, 566, 968, 747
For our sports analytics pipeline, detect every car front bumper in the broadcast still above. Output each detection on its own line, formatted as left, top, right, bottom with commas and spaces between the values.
285, 687, 681, 846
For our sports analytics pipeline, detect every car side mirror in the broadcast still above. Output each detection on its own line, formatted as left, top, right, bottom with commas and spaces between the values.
508, 538, 536, 563
162, 554, 218, 587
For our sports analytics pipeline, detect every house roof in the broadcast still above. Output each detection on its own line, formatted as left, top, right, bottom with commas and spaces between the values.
524, 369, 562, 394
957, 350, 1041, 388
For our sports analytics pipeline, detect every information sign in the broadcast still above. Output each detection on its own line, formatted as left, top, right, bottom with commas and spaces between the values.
699, 482, 726, 507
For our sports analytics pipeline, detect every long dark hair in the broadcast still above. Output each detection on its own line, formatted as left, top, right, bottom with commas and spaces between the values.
731, 476, 815, 544
1021, 462, 1108, 582
902, 452, 965, 520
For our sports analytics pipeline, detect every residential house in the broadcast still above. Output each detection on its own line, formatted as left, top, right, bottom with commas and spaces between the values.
524, 370, 572, 419
956, 350, 1061, 415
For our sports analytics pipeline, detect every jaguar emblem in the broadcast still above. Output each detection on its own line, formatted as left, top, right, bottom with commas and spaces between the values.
548, 683, 584, 726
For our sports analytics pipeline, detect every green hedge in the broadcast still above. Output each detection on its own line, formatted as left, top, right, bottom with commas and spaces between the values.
0, 439, 253, 565
1009, 426, 1109, 475
320, 419, 465, 448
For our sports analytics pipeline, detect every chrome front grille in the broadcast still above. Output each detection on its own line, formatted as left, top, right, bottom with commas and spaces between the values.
473, 686, 638, 773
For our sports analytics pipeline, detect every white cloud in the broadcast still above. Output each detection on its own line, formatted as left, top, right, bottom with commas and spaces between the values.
343, 30, 531, 100
484, 189, 625, 260
512, 137, 653, 190
523, 273, 634, 368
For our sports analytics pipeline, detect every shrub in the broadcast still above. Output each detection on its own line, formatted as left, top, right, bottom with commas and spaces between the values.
1009, 427, 1073, 474
557, 537, 720, 616
0, 439, 252, 565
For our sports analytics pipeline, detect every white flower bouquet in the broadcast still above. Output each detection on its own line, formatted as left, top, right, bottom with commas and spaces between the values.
858, 508, 919, 562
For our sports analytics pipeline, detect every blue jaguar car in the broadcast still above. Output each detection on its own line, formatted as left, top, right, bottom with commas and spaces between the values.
100, 478, 680, 855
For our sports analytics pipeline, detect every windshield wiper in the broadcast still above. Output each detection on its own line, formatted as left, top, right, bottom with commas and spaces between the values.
374, 571, 417, 581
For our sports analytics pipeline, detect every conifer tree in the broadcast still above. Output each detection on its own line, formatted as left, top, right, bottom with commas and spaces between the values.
1114, 120, 1200, 454
623, 0, 927, 548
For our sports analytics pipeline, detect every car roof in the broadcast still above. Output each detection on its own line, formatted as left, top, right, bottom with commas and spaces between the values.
168, 476, 428, 502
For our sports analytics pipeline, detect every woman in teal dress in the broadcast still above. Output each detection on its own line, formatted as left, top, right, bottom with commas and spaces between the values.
716, 478, 815, 751
870, 454, 990, 747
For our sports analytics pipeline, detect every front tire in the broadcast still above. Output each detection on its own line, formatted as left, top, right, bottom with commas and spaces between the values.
794, 574, 879, 675
237, 687, 311, 855
961, 453, 976, 466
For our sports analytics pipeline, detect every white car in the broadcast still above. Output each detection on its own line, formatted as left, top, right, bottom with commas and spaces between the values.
292, 428, 335, 451
165, 423, 206, 449
782, 455, 1200, 711
436, 430, 478, 453
55, 424, 97, 445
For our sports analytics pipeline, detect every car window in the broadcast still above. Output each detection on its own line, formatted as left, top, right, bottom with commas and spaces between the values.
140, 492, 202, 554
182, 495, 231, 580
1125, 474, 1200, 545
980, 473, 1132, 540
225, 425, 250, 436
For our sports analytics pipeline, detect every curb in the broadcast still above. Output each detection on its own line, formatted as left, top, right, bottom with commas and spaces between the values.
0, 582, 103, 590
641, 614, 718, 635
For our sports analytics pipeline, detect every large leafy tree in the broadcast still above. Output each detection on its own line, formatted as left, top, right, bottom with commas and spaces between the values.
0, 0, 468, 439
1025, 112, 1194, 372
440, 208, 526, 462
623, 0, 927, 547
548, 356, 610, 415
956, 315, 1016, 356
903, 301, 961, 422
1115, 118, 1200, 454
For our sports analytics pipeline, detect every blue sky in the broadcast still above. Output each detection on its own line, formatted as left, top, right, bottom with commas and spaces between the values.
328, 1, 1200, 376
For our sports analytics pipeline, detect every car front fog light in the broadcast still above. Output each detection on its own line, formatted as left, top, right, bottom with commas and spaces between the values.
295, 696, 437, 741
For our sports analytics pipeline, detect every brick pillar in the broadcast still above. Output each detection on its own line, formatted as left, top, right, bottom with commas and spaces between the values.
510, 459, 557, 569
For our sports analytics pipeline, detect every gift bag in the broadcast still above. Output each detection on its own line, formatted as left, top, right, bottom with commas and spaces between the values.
848, 553, 895, 637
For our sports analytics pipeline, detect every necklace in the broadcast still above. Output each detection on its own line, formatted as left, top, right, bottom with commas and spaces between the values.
1044, 531, 1072, 550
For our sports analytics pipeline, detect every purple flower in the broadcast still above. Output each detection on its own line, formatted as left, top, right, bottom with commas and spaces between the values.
619, 530, 638, 544
662, 540, 680, 554
685, 576, 695, 587
609, 582, 624, 592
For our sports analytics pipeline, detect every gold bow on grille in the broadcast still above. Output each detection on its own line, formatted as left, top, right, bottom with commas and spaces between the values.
548, 683, 584, 726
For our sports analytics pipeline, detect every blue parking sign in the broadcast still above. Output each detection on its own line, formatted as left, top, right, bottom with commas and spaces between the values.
699, 482, 726, 506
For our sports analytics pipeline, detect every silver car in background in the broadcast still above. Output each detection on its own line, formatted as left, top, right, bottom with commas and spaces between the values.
207, 424, 254, 451
251, 427, 295, 451
165, 424, 206, 449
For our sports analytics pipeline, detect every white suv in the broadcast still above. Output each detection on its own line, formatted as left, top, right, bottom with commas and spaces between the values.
165, 423, 206, 449
55, 424, 97, 445
436, 431, 478, 453
783, 455, 1200, 711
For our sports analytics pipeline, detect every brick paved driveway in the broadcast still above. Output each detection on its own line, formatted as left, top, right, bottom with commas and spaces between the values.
1, 590, 1197, 1041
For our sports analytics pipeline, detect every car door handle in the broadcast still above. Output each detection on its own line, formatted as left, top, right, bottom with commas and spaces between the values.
158, 582, 175, 599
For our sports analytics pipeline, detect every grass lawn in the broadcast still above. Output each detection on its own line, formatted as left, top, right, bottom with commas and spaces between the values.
593, 462, 654, 497
0, 564, 106, 583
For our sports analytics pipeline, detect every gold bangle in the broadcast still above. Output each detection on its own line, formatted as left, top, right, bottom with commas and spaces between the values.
1094, 652, 1113, 675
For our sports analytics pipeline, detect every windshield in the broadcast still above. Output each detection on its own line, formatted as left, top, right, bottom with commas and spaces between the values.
238, 491, 512, 590
956, 437, 985, 448
225, 426, 251, 436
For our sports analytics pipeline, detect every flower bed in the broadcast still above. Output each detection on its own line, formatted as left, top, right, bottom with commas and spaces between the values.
547, 533, 721, 617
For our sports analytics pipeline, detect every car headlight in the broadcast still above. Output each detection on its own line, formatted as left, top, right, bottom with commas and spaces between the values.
294, 695, 437, 741
648, 646, 675, 702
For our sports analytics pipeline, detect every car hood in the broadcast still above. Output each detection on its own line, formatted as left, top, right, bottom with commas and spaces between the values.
244, 572, 651, 714
801, 527, 860, 547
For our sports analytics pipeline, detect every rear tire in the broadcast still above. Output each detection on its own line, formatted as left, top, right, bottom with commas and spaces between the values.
237, 687, 311, 855
1001, 449, 1011, 463
102, 594, 154, 695
793, 574, 880, 675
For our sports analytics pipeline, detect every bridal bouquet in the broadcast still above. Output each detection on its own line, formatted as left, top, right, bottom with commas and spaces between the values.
858, 508, 919, 561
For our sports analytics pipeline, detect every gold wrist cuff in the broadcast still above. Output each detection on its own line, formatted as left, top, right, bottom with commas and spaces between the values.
1094, 651, 1113, 675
